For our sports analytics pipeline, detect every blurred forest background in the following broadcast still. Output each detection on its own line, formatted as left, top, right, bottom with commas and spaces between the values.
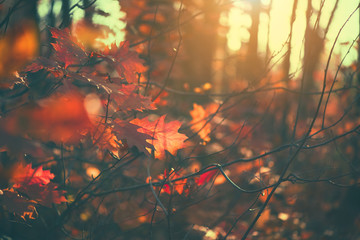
0, 0, 360, 239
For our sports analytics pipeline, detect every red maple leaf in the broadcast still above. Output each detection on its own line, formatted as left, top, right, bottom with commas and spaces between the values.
100, 41, 146, 83
10, 163, 67, 207
24, 56, 60, 73
196, 169, 218, 186
131, 115, 188, 159
0, 188, 37, 220
50, 27, 88, 68
12, 163, 54, 187
19, 182, 67, 207
93, 124, 120, 156
159, 169, 188, 195
112, 84, 156, 112
112, 119, 153, 154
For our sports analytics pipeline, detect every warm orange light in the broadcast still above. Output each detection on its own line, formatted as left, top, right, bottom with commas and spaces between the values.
0, 21, 39, 82
86, 167, 101, 178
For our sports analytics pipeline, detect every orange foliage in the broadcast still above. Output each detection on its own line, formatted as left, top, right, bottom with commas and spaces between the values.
153, 91, 168, 107
12, 163, 54, 187
93, 124, 120, 156
190, 103, 212, 143
159, 169, 188, 195
9, 163, 66, 208
4, 92, 94, 143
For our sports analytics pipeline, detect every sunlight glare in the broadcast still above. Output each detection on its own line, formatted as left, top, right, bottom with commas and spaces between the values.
93, 0, 126, 46
227, 5, 252, 52
225, 0, 359, 74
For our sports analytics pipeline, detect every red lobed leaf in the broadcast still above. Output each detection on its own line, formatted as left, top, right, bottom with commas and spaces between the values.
100, 41, 146, 83
0, 188, 37, 220
50, 27, 88, 68
112, 84, 156, 112
12, 163, 54, 187
196, 169, 218, 186
131, 115, 188, 159
10, 163, 67, 207
93, 124, 120, 156
24, 56, 59, 73
159, 169, 188, 195
112, 119, 153, 154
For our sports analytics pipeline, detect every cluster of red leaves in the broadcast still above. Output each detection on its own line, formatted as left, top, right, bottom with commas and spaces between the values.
0, 26, 190, 221
16, 27, 187, 159
0, 163, 66, 220
158, 169, 189, 195
11, 163, 67, 207
156, 168, 219, 196
100, 41, 147, 83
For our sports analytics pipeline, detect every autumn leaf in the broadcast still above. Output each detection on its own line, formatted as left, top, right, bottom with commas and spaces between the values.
31, 182, 67, 207
131, 115, 188, 159
50, 27, 88, 68
93, 124, 120, 156
190, 103, 215, 143
24, 56, 60, 73
196, 169, 218, 186
159, 169, 188, 195
0, 188, 37, 220
100, 41, 146, 83
152, 90, 168, 107
12, 163, 54, 187
112, 119, 153, 154
10, 163, 67, 207
111, 84, 156, 112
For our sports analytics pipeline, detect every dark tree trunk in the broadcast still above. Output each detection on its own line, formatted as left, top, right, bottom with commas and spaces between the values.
61, 0, 71, 28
